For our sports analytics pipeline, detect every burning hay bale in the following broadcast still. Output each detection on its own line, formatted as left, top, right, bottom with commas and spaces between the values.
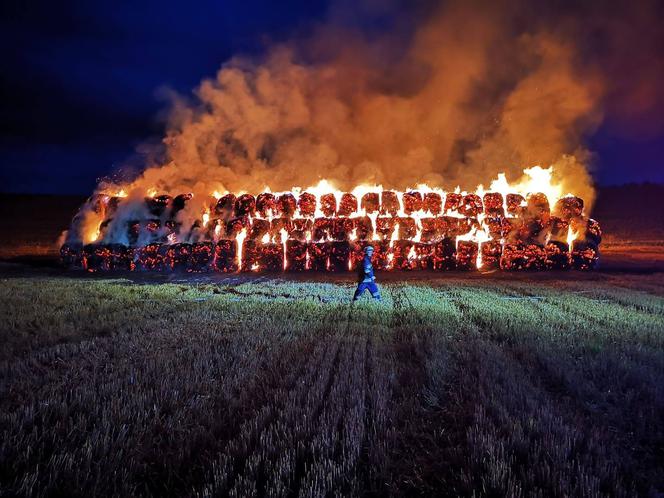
375, 217, 396, 241
432, 239, 456, 270
398, 217, 417, 240
320, 193, 337, 217
248, 219, 270, 240
309, 242, 331, 271
83, 244, 131, 272
506, 193, 526, 217
62, 182, 602, 273
501, 243, 546, 271
297, 192, 317, 217
459, 194, 483, 217
60, 243, 84, 269
456, 241, 478, 270
313, 218, 333, 241
571, 241, 599, 270
286, 240, 307, 271
147, 194, 171, 216
423, 192, 442, 215
277, 193, 297, 218
214, 240, 238, 272
360, 193, 380, 213
256, 193, 276, 217
354, 216, 373, 240
480, 241, 502, 270
216, 194, 236, 219
329, 241, 351, 271
553, 196, 584, 220
380, 191, 400, 215
190, 242, 215, 272
235, 194, 256, 217
545, 241, 571, 270
402, 191, 423, 214
444, 192, 462, 213
483, 193, 504, 216
391, 240, 416, 270
338, 193, 358, 217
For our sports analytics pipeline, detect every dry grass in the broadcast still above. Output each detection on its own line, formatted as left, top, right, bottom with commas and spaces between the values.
0, 275, 663, 497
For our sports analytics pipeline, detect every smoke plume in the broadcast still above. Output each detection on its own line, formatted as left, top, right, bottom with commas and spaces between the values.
101, 0, 615, 206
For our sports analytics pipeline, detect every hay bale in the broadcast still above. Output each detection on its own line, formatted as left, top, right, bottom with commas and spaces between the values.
432, 238, 456, 270
235, 194, 256, 217
459, 194, 483, 217
329, 241, 351, 271
483, 193, 504, 216
586, 218, 602, 245
544, 241, 570, 270
226, 216, 250, 238
549, 216, 570, 243
332, 218, 355, 241
313, 218, 333, 241
147, 194, 171, 217
248, 219, 270, 240
375, 217, 396, 241
501, 243, 546, 270
526, 192, 550, 219
398, 217, 417, 240
506, 193, 526, 216
320, 193, 337, 217
420, 218, 441, 242
423, 192, 442, 215
190, 242, 215, 272
310, 241, 331, 270
290, 218, 313, 242
456, 240, 478, 270
553, 196, 584, 220
571, 240, 599, 270
380, 191, 400, 215
277, 193, 297, 218
286, 240, 308, 271
391, 240, 415, 270
172, 193, 193, 214
402, 191, 423, 214
240, 239, 260, 272
360, 193, 380, 213
297, 192, 317, 217
214, 240, 238, 272
354, 216, 373, 240
372, 241, 391, 270
480, 241, 502, 270
258, 243, 284, 272
444, 192, 462, 213
215, 194, 236, 219
270, 218, 293, 240
256, 192, 277, 217
338, 193, 358, 217
60, 243, 84, 268
133, 243, 164, 271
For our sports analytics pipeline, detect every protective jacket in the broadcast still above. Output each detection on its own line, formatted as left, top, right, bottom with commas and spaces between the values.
357, 255, 375, 283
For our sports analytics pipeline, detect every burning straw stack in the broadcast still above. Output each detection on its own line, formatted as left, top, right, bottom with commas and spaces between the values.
61, 189, 601, 272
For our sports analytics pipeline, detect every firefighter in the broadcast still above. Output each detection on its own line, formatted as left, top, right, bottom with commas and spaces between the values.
353, 245, 382, 301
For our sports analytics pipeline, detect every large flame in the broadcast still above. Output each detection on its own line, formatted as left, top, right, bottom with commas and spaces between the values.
68, 164, 596, 272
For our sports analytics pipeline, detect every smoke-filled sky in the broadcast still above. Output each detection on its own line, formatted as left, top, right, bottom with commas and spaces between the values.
1, 0, 663, 195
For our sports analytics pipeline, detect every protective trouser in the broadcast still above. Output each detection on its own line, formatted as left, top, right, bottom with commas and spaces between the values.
353, 281, 381, 301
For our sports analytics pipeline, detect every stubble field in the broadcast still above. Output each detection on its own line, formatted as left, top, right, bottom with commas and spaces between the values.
1, 272, 663, 497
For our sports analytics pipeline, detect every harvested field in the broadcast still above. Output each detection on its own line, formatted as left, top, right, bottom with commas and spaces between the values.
1, 273, 663, 497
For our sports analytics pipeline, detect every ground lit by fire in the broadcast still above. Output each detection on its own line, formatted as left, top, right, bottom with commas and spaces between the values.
61, 166, 602, 272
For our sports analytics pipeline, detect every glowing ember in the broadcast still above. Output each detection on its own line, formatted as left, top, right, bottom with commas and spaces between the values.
61, 166, 602, 272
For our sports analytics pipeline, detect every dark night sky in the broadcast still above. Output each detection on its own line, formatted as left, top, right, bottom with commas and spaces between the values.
1, 0, 663, 195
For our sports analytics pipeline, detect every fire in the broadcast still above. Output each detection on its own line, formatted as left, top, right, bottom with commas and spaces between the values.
61, 165, 602, 272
